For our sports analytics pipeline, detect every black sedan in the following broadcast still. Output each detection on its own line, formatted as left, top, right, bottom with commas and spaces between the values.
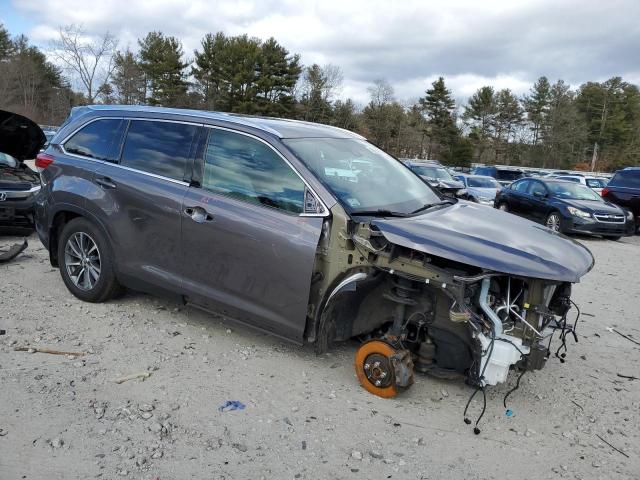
494, 178, 634, 240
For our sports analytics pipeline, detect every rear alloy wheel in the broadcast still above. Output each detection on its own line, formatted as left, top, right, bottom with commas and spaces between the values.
545, 212, 562, 233
497, 202, 509, 212
58, 218, 124, 302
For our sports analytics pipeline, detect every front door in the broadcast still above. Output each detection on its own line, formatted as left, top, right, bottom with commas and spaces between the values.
180, 127, 324, 342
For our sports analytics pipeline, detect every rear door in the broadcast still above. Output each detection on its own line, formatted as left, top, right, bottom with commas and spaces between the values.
506, 179, 530, 215
89, 118, 200, 291
180, 127, 325, 342
525, 180, 550, 222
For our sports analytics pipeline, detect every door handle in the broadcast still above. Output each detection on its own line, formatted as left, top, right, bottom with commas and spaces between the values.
95, 177, 116, 189
184, 206, 214, 223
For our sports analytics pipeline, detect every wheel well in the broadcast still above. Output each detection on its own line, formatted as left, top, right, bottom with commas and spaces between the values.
49, 211, 82, 267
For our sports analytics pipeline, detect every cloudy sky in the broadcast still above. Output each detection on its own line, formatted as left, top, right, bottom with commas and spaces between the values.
1, 0, 639, 105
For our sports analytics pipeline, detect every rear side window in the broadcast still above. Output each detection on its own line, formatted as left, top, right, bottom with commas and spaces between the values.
511, 180, 530, 192
64, 119, 125, 161
202, 129, 305, 214
609, 170, 640, 188
120, 120, 198, 181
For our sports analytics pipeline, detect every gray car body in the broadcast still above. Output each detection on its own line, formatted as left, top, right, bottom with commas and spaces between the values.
35, 105, 593, 345
454, 174, 501, 204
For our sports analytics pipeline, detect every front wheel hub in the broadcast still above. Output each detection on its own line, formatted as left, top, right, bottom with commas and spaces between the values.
354, 340, 414, 398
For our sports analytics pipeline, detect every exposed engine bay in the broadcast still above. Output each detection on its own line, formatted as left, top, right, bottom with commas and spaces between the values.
307, 206, 584, 430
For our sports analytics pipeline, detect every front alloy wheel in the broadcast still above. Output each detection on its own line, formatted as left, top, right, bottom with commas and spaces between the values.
64, 232, 101, 290
546, 212, 562, 232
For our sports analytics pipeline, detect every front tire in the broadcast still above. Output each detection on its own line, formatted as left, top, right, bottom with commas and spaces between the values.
497, 202, 509, 212
57, 217, 123, 302
608, 236, 621, 241
545, 212, 562, 233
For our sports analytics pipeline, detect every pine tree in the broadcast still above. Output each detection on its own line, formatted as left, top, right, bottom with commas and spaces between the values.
523, 76, 551, 145
111, 49, 146, 104
419, 77, 458, 159
463, 86, 496, 160
138, 32, 188, 107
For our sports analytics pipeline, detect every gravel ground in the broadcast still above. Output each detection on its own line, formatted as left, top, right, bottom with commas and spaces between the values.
0, 232, 639, 480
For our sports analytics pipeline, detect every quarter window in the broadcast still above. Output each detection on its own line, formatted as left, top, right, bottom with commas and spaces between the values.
64, 119, 125, 161
120, 120, 198, 181
202, 129, 305, 214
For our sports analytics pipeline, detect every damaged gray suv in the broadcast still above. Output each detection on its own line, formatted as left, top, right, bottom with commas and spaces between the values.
35, 106, 594, 402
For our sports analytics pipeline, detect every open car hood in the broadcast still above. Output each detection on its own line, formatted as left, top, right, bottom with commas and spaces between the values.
0, 110, 46, 162
372, 201, 594, 283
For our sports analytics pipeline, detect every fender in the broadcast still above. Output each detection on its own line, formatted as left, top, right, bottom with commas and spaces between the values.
47, 202, 116, 267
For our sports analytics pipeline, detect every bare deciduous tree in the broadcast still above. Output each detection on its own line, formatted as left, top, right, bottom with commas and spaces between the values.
51, 24, 117, 103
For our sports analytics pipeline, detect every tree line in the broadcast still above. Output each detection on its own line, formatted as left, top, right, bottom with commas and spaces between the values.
1, 23, 638, 171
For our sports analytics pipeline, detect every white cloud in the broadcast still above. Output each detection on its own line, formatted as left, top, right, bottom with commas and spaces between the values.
11, 0, 640, 104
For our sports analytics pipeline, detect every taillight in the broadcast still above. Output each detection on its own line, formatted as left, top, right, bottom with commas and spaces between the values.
35, 153, 54, 169
601, 187, 610, 197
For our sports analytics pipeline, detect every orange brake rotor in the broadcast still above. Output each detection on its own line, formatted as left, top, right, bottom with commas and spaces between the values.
354, 340, 398, 398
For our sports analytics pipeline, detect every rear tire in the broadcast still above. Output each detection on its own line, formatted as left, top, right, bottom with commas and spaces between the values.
608, 236, 621, 241
57, 217, 124, 303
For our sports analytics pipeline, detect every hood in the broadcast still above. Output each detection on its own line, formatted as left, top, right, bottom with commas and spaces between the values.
372, 201, 594, 283
558, 198, 622, 215
0, 110, 46, 162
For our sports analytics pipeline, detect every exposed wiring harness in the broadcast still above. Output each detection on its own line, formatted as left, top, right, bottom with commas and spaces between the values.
463, 329, 495, 434
551, 299, 580, 363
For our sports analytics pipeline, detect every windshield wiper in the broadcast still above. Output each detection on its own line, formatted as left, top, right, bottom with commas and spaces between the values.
349, 209, 409, 218
410, 199, 455, 215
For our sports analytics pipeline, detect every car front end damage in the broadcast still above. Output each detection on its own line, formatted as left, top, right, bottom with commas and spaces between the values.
306, 203, 593, 418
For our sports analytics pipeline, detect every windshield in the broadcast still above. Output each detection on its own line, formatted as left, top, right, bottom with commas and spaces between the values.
467, 176, 500, 188
547, 182, 602, 201
284, 138, 441, 213
496, 170, 524, 181
409, 165, 454, 181
0, 152, 18, 168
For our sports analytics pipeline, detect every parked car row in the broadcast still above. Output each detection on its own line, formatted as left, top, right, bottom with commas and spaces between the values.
494, 177, 635, 240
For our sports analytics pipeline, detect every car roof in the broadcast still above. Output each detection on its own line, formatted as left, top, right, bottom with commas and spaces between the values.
79, 105, 365, 140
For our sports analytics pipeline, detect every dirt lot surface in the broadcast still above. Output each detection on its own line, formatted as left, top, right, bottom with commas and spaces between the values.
1, 232, 639, 480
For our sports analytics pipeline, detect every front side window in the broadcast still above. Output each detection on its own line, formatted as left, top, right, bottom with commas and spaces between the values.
120, 120, 198, 181
64, 118, 125, 161
284, 138, 441, 214
528, 181, 547, 196
202, 129, 305, 214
